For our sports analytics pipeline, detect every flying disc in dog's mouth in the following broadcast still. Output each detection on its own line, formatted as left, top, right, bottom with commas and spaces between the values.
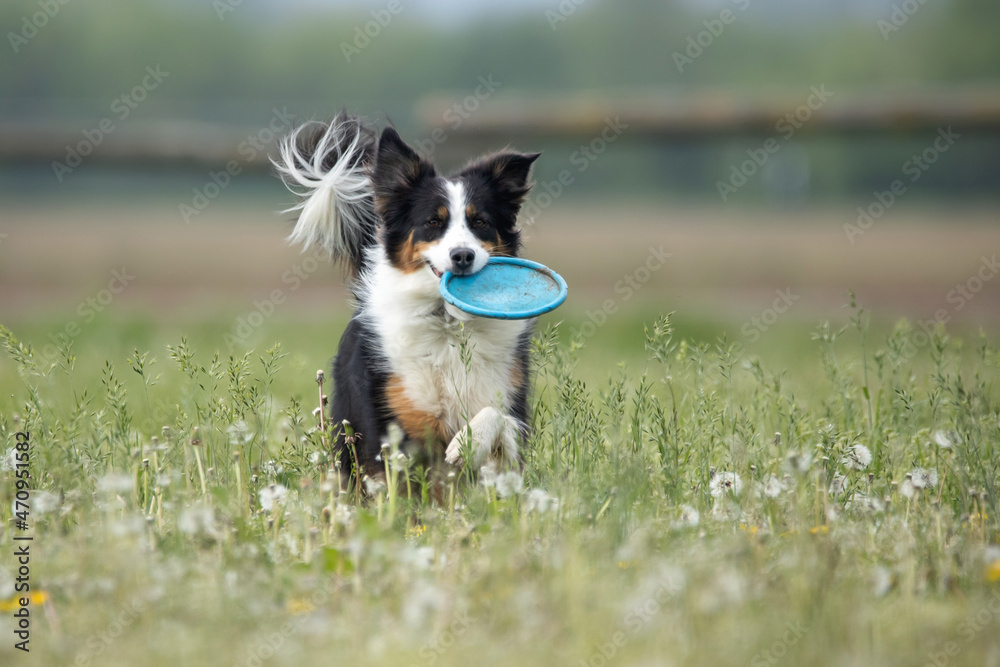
439, 257, 567, 320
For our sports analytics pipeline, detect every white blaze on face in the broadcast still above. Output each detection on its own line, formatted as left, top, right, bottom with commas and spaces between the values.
422, 180, 490, 275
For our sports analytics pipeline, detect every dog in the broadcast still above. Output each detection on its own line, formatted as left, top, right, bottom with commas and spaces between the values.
274, 113, 540, 487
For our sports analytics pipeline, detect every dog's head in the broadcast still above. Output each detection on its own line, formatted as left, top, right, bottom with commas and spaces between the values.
372, 127, 539, 278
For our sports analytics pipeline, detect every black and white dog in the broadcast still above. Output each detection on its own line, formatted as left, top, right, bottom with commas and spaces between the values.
274, 113, 539, 483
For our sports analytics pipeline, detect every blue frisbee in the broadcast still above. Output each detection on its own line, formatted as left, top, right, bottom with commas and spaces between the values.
440, 257, 568, 320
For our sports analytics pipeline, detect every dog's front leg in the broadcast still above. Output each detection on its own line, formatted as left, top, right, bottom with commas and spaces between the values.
445, 407, 521, 469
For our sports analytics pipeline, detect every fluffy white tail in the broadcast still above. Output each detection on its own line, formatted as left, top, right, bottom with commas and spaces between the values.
273, 114, 379, 274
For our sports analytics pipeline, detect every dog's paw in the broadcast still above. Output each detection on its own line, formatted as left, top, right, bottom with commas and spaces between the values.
445, 407, 521, 469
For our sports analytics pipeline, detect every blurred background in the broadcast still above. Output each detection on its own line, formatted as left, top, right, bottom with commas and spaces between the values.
1, 0, 999, 373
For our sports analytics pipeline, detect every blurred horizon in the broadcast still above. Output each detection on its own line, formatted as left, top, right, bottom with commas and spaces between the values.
1, 0, 998, 341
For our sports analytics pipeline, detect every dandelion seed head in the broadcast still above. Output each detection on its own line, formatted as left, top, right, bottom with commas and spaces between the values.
678, 504, 700, 527
226, 420, 253, 446
362, 476, 387, 497
98, 473, 134, 494
710, 472, 743, 498
258, 484, 288, 511
525, 489, 559, 513
910, 468, 938, 489
495, 471, 524, 498
479, 464, 498, 488
0, 448, 17, 472
843, 444, 872, 470
933, 430, 958, 449
828, 474, 847, 497
178, 504, 218, 539
762, 474, 785, 498
31, 491, 60, 515
390, 450, 409, 472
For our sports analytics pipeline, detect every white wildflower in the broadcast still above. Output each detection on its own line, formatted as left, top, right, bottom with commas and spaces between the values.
495, 471, 524, 498
678, 504, 700, 527
710, 471, 743, 498
227, 420, 253, 445
848, 493, 884, 513
387, 422, 405, 448
525, 489, 559, 513
178, 504, 219, 539
479, 464, 498, 489
31, 491, 60, 515
783, 450, 813, 476
258, 484, 288, 511
333, 504, 354, 526
910, 468, 939, 489
362, 475, 387, 497
389, 450, 409, 473
899, 477, 916, 499
263, 460, 284, 477
762, 474, 785, 498
98, 473, 134, 494
933, 430, 958, 450
0, 448, 17, 472
842, 444, 872, 470
308, 451, 328, 465
828, 473, 847, 497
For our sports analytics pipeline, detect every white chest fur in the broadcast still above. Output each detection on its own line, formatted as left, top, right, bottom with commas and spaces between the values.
358, 252, 529, 438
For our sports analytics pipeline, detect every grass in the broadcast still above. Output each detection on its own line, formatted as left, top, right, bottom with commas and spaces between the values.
1, 303, 999, 667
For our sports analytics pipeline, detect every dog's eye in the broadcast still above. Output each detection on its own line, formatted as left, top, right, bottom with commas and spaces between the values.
426, 218, 443, 228
472, 218, 488, 229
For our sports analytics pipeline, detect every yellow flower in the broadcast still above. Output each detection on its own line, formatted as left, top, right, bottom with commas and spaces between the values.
986, 560, 1000, 584
617, 560, 636, 570
739, 524, 759, 536
286, 598, 316, 615
0, 591, 49, 612
810, 525, 829, 535
405, 524, 427, 540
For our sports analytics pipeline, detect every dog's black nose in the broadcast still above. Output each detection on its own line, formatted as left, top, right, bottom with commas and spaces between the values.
449, 247, 476, 272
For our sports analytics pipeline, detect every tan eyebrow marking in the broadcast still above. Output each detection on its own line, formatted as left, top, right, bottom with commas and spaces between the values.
436, 205, 449, 221
466, 204, 477, 219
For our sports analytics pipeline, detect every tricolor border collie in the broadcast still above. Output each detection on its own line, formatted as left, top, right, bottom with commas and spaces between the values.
274, 113, 540, 486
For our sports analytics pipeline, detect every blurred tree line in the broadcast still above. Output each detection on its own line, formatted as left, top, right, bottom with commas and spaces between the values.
2, 0, 998, 202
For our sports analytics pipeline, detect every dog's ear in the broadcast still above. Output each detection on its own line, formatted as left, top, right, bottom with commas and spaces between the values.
373, 127, 435, 208
476, 151, 541, 202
